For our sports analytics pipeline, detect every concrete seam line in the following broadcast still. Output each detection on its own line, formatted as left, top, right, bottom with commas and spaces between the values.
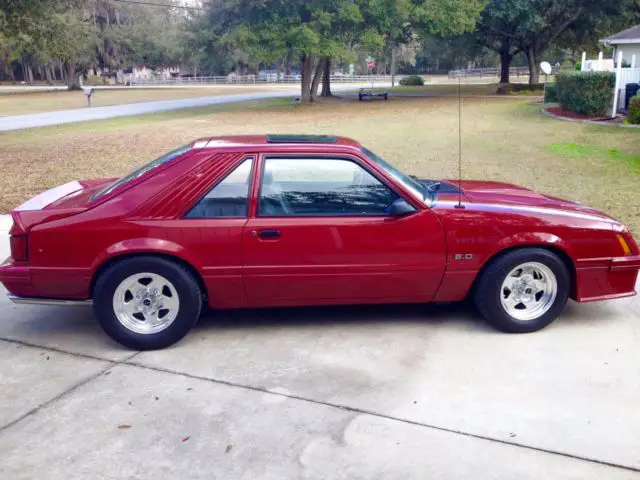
124, 359, 640, 474
0, 342, 139, 434
0, 336, 123, 363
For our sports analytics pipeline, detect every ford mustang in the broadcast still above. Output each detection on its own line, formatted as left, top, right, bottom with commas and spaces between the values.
1, 134, 638, 350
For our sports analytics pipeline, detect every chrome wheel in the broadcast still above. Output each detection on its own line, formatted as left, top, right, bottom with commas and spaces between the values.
500, 262, 557, 321
112, 272, 180, 334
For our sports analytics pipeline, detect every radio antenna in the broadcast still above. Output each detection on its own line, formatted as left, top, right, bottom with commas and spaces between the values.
455, 76, 465, 209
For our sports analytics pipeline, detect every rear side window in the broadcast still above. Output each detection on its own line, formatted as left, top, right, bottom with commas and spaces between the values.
91, 144, 191, 201
185, 159, 253, 218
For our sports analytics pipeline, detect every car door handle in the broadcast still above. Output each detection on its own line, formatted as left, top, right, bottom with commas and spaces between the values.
258, 229, 281, 239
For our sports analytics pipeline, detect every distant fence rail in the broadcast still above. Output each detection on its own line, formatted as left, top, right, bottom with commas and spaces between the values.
448, 67, 531, 78
130, 74, 398, 86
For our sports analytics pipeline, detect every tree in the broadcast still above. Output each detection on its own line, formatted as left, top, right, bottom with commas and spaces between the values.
361, 0, 485, 85
225, 0, 369, 102
469, 0, 639, 86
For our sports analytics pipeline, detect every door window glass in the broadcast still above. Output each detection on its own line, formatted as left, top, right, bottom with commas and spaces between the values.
258, 158, 398, 217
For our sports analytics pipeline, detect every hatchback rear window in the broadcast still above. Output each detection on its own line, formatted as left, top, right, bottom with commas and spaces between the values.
91, 144, 191, 201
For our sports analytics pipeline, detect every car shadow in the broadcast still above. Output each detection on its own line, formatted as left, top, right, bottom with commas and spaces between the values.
195, 301, 492, 333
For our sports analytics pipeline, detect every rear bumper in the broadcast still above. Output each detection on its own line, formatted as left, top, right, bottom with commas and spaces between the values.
575, 255, 640, 302
0, 257, 90, 300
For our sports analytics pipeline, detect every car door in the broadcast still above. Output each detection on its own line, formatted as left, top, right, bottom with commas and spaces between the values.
242, 154, 447, 307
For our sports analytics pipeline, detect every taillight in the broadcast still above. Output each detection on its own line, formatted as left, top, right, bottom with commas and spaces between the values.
9, 235, 28, 262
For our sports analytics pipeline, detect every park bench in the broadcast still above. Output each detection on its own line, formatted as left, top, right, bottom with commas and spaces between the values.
358, 87, 388, 101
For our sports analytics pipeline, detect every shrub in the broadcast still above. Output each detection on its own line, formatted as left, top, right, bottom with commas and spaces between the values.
627, 95, 640, 125
555, 71, 615, 117
544, 83, 558, 103
399, 75, 424, 86
510, 83, 544, 93
574, 62, 582, 71
85, 75, 109, 85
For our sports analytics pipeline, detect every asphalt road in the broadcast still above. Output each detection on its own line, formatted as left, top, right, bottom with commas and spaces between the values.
0, 83, 388, 132
0, 214, 639, 479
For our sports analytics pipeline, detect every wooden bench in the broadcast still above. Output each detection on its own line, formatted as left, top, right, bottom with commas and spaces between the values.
358, 88, 388, 101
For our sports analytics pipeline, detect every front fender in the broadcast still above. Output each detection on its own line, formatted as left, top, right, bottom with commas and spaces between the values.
488, 231, 576, 262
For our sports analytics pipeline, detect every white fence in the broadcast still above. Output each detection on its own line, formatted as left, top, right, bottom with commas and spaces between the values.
448, 67, 531, 78
130, 74, 398, 86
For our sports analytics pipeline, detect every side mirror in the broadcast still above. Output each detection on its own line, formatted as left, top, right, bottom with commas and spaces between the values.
388, 198, 416, 217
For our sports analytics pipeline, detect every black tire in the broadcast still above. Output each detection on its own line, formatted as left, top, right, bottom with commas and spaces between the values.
93, 256, 202, 350
473, 248, 570, 333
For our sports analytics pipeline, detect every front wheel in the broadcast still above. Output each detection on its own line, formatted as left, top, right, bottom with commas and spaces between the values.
93, 256, 202, 350
474, 248, 570, 333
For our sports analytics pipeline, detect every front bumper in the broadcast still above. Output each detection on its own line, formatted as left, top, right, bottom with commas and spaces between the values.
575, 255, 640, 302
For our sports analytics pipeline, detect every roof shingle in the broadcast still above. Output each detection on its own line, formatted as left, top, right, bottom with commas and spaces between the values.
602, 25, 640, 44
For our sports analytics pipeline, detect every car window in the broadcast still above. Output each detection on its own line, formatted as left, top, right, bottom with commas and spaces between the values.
258, 158, 398, 217
91, 144, 191, 201
185, 158, 252, 218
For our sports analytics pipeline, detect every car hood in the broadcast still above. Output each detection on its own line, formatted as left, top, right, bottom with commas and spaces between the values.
441, 179, 617, 222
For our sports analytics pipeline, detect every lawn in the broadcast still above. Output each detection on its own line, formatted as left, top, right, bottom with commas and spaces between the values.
0, 85, 288, 116
0, 95, 639, 233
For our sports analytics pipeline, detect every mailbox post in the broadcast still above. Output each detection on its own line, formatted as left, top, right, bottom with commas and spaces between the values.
83, 87, 94, 107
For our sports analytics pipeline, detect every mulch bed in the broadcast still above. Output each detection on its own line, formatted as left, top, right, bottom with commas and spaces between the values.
544, 106, 624, 124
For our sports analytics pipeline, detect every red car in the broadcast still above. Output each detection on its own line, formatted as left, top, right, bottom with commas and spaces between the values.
1, 135, 639, 350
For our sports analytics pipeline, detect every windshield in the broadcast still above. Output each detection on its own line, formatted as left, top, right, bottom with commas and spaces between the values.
91, 144, 191, 201
361, 146, 426, 202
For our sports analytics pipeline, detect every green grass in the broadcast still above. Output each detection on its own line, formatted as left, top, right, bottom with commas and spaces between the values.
547, 143, 640, 170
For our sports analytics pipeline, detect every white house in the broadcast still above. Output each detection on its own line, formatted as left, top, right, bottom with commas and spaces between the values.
601, 25, 640, 66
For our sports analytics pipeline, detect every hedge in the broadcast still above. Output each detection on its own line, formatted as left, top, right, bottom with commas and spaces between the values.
555, 71, 615, 117
628, 95, 640, 125
399, 75, 424, 86
544, 83, 558, 103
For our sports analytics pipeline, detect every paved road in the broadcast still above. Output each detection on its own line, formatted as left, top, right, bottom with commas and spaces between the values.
0, 215, 639, 478
0, 83, 388, 132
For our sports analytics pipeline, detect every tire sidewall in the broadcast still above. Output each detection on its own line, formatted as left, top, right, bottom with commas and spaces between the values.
94, 257, 202, 350
476, 249, 570, 333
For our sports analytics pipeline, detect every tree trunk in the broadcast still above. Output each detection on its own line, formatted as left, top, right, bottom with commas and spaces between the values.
44, 65, 53, 84
310, 57, 324, 101
284, 50, 292, 76
499, 48, 512, 85
299, 54, 314, 103
26, 64, 34, 84
435, 57, 440, 74
525, 46, 540, 85
65, 59, 82, 90
390, 46, 397, 87
321, 57, 332, 97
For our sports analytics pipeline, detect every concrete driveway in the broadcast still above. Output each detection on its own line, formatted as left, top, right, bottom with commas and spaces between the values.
0, 216, 639, 479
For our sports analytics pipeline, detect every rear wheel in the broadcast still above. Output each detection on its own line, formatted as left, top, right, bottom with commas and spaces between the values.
474, 248, 570, 333
93, 257, 202, 350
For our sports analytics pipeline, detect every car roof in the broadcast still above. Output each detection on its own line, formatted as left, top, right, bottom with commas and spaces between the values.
190, 134, 361, 150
